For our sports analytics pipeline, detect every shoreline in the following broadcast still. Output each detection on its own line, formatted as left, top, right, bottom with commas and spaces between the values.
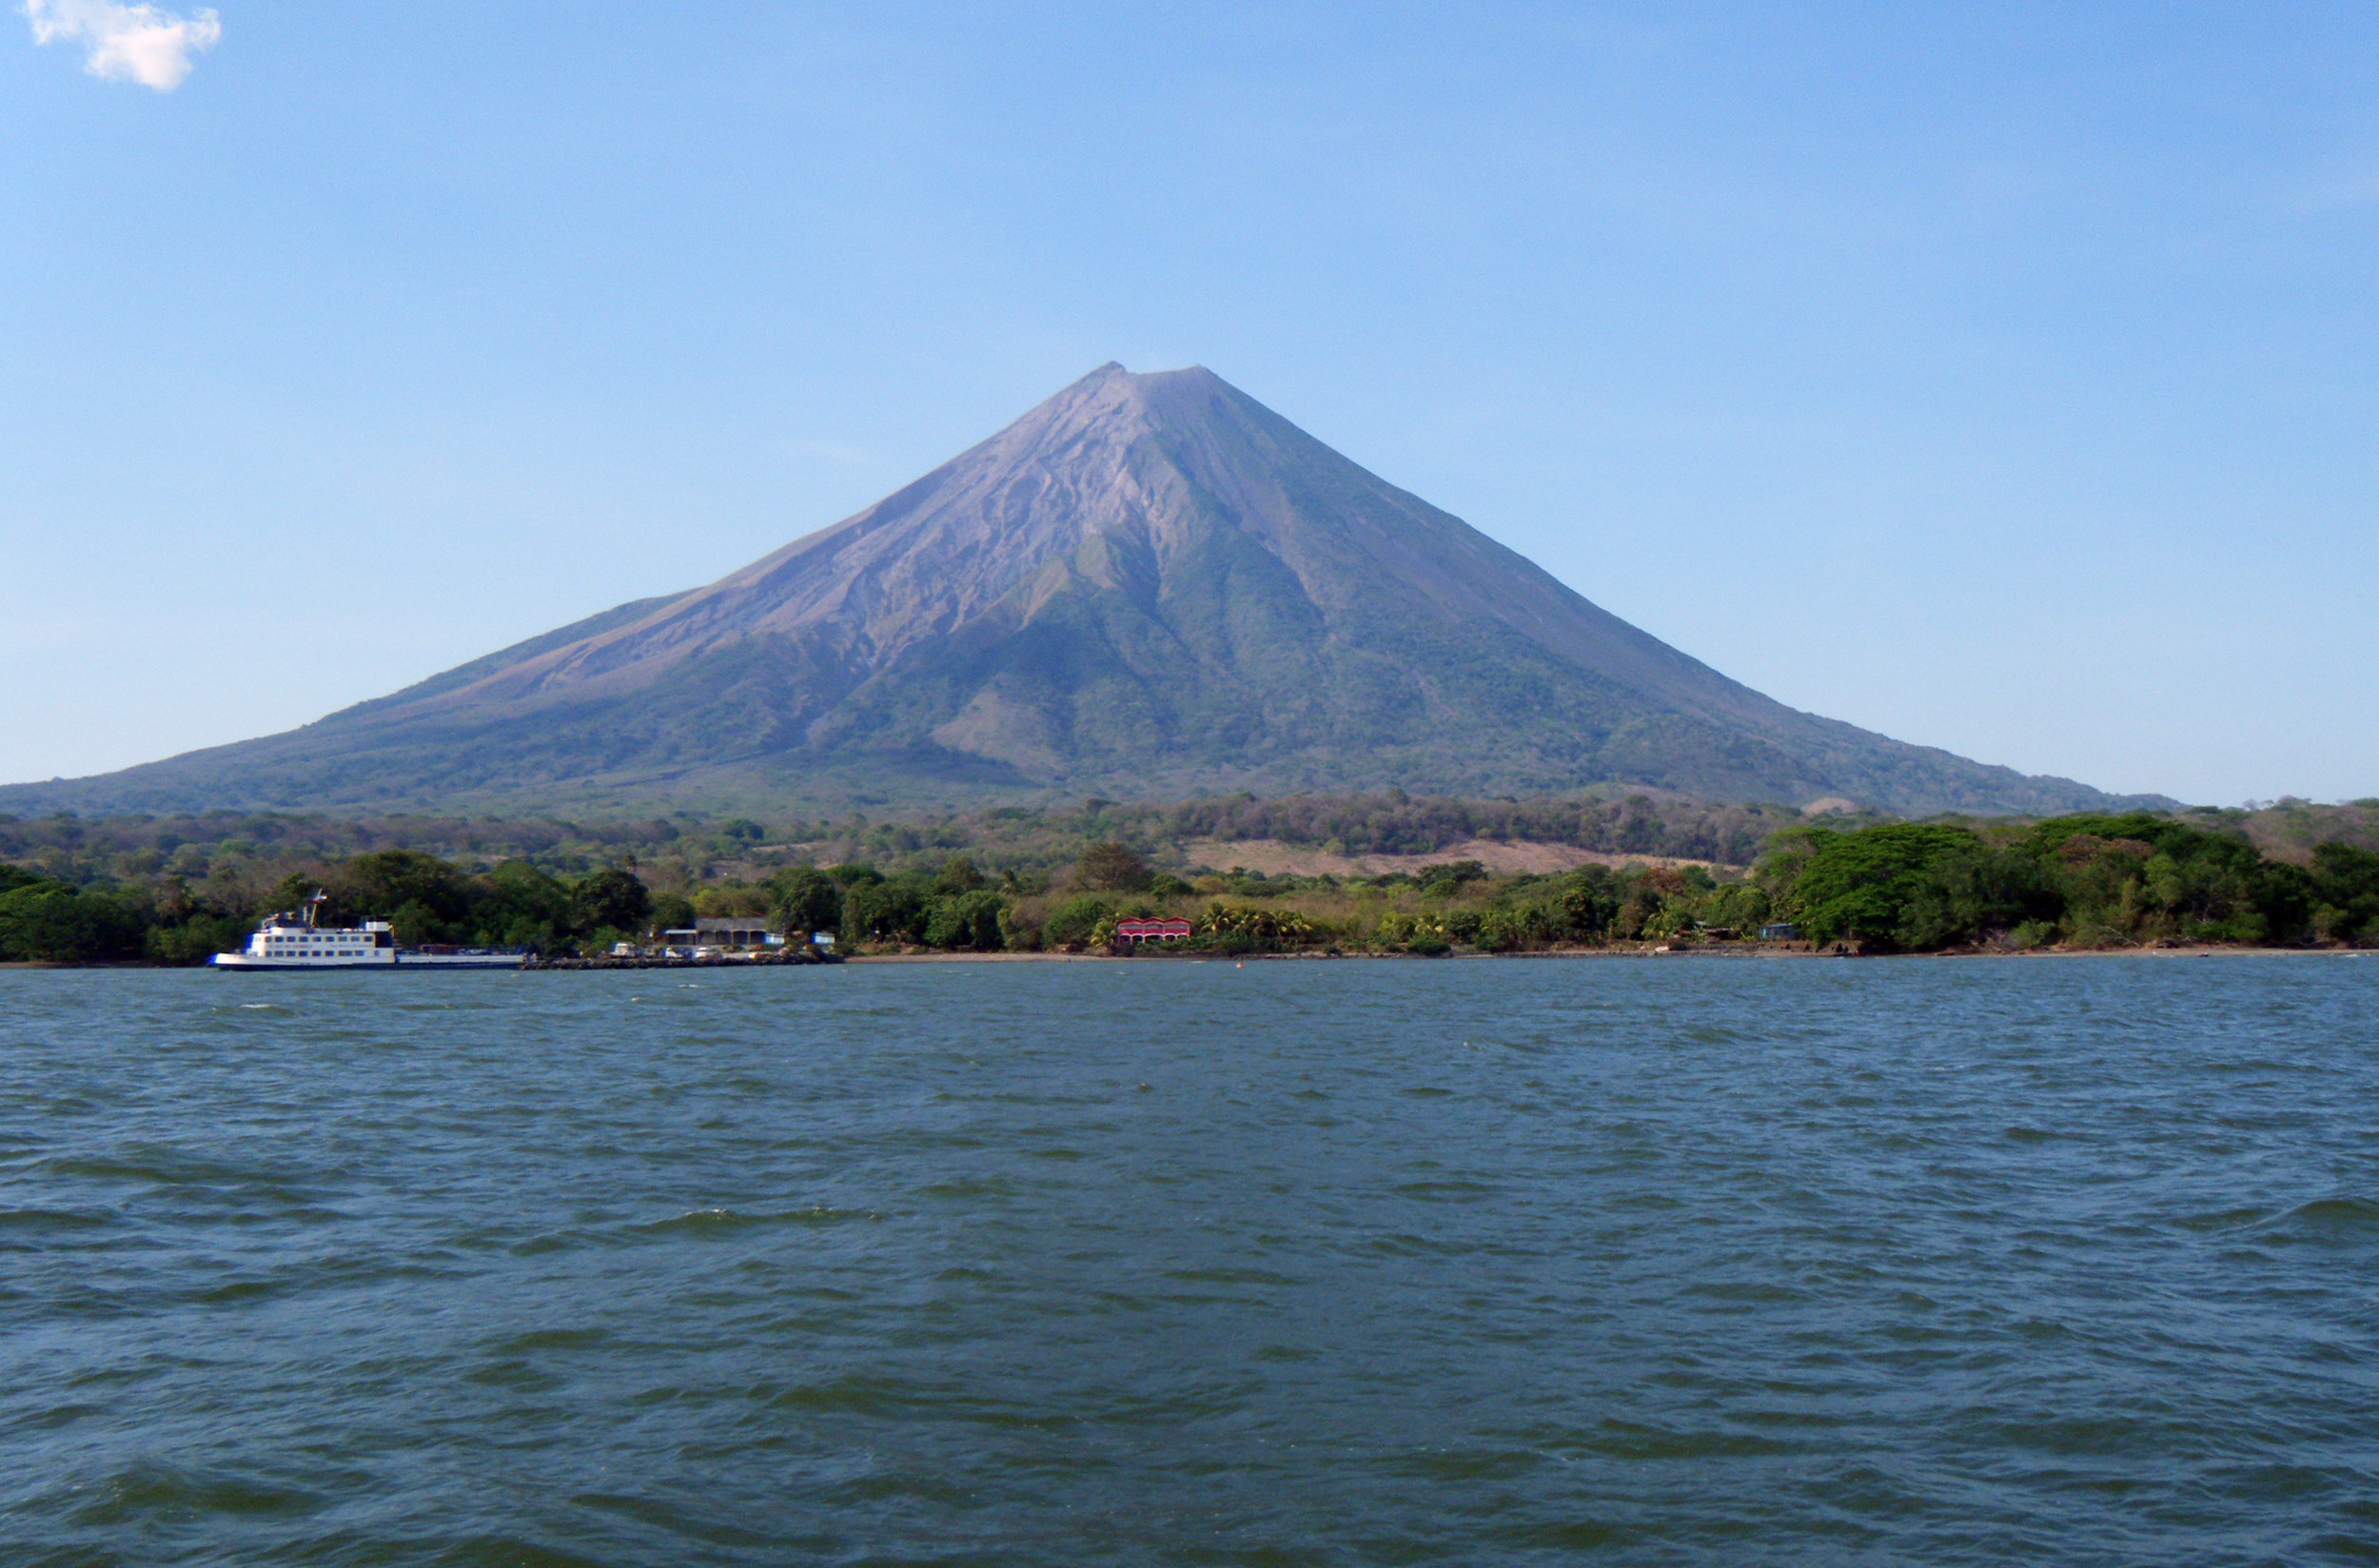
2, 945, 2367, 972
843, 943, 2365, 964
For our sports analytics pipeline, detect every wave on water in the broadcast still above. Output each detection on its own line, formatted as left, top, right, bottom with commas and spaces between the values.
629, 1205, 887, 1236
2263, 1195, 2379, 1245
482, 1326, 617, 1355
2189, 1195, 2379, 1249
44, 1460, 326, 1528
0, 1205, 114, 1233
36, 1146, 267, 1187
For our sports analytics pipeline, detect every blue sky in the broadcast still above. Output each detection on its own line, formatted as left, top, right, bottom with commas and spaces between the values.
5, 2, 2374, 805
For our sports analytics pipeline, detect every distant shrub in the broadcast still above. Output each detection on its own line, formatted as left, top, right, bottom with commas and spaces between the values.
1418, 860, 1487, 897
144, 913, 252, 967
2009, 920, 2056, 951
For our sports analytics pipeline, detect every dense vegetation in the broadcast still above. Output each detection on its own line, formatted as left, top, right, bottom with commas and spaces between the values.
767, 813, 2379, 956
1758, 814, 2379, 951
0, 852, 670, 966
2, 799, 2373, 964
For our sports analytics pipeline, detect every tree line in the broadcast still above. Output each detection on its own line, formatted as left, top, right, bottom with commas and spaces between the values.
4, 813, 2376, 964
764, 819, 2379, 956
0, 852, 665, 965
1756, 813, 2379, 951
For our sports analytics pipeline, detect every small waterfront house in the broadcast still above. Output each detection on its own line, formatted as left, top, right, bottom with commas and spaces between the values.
1759, 922, 1799, 941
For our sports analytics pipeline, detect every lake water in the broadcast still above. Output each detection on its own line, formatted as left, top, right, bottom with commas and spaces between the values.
3, 956, 2375, 1566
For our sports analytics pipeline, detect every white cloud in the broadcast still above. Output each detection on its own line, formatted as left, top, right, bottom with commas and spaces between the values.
25, 0, 220, 91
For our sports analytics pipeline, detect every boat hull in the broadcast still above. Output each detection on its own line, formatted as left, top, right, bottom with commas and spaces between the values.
211, 953, 526, 971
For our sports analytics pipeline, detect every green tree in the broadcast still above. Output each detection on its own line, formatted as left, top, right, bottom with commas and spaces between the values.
1615, 868, 1681, 939
1072, 842, 1151, 892
925, 889, 1005, 951
842, 879, 930, 945
479, 860, 574, 948
345, 850, 476, 932
144, 912, 254, 967
2309, 842, 2379, 943
772, 866, 843, 936
1551, 867, 1621, 940
2024, 814, 2309, 945
1762, 824, 1998, 950
1472, 909, 1525, 951
1701, 881, 1773, 933
934, 854, 987, 894
1419, 860, 1487, 897
0, 883, 140, 962
1042, 895, 1114, 949
996, 901, 1045, 951
1891, 839, 2051, 951
572, 867, 652, 935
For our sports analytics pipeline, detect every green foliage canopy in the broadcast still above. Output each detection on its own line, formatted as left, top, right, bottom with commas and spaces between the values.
572, 867, 653, 935
771, 867, 843, 935
1072, 842, 1152, 892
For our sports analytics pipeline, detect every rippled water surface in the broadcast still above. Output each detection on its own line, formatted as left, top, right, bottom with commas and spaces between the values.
4, 956, 2376, 1565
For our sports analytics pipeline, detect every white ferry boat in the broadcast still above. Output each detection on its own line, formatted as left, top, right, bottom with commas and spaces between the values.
212, 892, 527, 971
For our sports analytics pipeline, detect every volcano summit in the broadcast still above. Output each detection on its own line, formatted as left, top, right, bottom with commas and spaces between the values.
8, 364, 2154, 816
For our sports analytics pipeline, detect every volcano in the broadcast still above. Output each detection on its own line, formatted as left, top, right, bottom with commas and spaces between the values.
6, 363, 2155, 816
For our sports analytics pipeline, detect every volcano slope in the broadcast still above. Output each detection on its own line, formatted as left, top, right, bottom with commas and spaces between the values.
5, 363, 2161, 817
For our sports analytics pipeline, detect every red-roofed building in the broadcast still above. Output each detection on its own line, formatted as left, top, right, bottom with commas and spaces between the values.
1116, 917, 1192, 944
